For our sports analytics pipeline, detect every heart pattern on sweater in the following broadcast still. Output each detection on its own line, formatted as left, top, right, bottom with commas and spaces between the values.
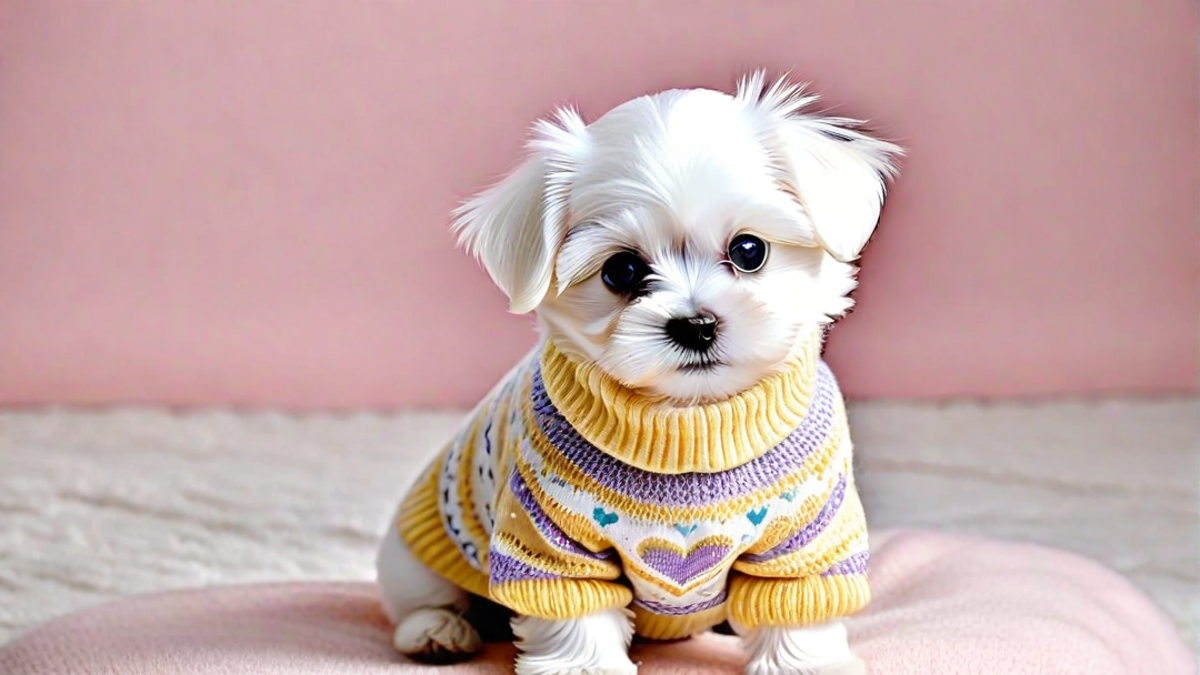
673, 523, 698, 538
592, 507, 619, 527
637, 537, 733, 587
746, 506, 769, 526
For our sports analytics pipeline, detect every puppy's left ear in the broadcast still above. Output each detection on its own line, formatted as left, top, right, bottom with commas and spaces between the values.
778, 120, 902, 263
453, 109, 588, 314
741, 72, 903, 263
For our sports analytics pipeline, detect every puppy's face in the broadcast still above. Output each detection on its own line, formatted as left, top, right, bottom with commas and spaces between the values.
455, 73, 900, 403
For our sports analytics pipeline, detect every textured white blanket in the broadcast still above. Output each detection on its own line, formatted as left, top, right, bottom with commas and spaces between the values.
0, 399, 1195, 648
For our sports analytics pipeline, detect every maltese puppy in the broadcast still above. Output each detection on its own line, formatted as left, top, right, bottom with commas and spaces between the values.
377, 71, 901, 675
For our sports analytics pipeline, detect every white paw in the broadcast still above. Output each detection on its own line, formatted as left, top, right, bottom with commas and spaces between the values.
746, 653, 866, 675
742, 621, 865, 675
512, 608, 638, 675
392, 606, 482, 664
820, 655, 867, 675
517, 662, 638, 675
528, 667, 638, 675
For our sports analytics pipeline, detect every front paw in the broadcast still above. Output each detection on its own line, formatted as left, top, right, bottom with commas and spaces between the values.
742, 621, 864, 675
820, 655, 867, 675
512, 608, 638, 675
746, 653, 865, 675
522, 665, 638, 675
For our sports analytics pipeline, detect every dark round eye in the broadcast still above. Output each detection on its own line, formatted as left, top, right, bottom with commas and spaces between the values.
601, 251, 651, 294
727, 234, 769, 273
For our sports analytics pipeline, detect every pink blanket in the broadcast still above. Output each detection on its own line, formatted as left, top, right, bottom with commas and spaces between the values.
1, 530, 1192, 674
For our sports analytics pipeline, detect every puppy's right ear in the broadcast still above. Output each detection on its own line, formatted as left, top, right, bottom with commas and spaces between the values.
452, 109, 588, 315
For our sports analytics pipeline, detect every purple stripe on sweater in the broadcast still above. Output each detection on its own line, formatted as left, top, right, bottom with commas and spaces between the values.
529, 362, 838, 507
633, 590, 728, 617
488, 550, 558, 585
742, 473, 847, 564
821, 551, 869, 576
508, 468, 609, 560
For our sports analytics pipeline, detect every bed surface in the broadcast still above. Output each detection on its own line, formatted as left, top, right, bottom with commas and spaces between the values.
0, 398, 1195, 650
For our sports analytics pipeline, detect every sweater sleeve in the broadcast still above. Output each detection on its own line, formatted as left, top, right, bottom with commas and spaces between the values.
486, 465, 632, 620
728, 457, 871, 628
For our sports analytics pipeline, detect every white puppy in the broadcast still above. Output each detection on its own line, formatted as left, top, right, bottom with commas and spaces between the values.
378, 71, 900, 675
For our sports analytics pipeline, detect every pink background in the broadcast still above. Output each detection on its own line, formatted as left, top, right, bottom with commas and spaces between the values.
0, 1, 1196, 410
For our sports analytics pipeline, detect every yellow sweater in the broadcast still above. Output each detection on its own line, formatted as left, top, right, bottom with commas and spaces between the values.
397, 329, 868, 639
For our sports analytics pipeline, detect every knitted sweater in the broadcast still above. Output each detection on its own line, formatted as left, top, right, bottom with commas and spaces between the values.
396, 328, 869, 639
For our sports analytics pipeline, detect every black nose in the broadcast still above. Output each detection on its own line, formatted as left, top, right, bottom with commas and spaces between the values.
666, 313, 719, 353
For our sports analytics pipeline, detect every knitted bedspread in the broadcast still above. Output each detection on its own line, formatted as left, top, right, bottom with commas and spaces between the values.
0, 399, 1195, 648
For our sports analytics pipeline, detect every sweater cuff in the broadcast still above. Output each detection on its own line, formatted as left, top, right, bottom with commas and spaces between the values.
728, 572, 870, 627
490, 577, 632, 620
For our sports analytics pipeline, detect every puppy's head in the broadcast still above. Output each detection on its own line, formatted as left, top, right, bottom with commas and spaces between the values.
454, 72, 901, 403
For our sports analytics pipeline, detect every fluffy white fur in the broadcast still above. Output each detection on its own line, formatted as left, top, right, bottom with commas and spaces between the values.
379, 71, 901, 674
511, 609, 637, 675
454, 71, 899, 403
737, 621, 865, 675
377, 511, 480, 662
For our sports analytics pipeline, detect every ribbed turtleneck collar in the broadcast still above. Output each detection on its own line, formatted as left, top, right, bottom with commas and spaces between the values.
537, 329, 824, 474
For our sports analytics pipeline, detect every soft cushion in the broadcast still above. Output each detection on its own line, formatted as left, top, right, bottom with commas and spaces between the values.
0, 530, 1192, 675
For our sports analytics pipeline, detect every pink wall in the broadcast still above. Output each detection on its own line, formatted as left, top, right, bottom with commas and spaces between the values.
0, 0, 1196, 410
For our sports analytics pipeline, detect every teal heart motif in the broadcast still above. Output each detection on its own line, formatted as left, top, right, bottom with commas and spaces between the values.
746, 507, 768, 526
592, 507, 619, 528
674, 523, 698, 538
